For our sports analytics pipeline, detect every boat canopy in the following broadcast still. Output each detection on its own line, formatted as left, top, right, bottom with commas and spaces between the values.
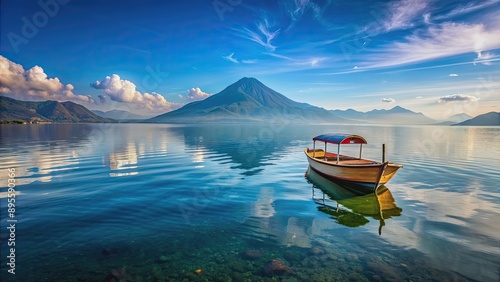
313, 133, 367, 145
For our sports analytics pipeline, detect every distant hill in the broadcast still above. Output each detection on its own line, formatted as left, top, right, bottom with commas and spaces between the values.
148, 77, 350, 123
454, 112, 500, 126
93, 109, 150, 120
438, 113, 473, 125
0, 96, 116, 123
331, 106, 436, 125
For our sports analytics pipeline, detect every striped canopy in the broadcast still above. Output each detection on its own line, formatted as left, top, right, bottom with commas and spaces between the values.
313, 133, 367, 144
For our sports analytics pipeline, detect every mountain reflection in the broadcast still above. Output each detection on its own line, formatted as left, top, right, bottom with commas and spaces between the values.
171, 124, 298, 176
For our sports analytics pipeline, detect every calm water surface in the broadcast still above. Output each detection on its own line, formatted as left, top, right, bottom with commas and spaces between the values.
0, 123, 499, 281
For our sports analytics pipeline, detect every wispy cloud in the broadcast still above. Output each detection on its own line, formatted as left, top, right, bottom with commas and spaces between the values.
367, 58, 500, 75
222, 53, 239, 63
282, 0, 337, 31
241, 55, 332, 75
91, 74, 180, 112
293, 57, 328, 67
235, 18, 280, 51
361, 19, 500, 69
423, 13, 431, 24
437, 94, 479, 103
241, 59, 257, 64
382, 97, 396, 103
449, 73, 458, 77
339, 78, 500, 99
265, 50, 329, 68
382, 0, 430, 31
364, 0, 430, 36
222, 53, 257, 64
435, 0, 500, 20
266, 52, 294, 61
474, 51, 495, 65
0, 55, 95, 104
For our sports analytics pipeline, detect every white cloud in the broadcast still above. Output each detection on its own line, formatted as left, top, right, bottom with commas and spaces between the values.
292, 57, 328, 67
222, 53, 239, 64
474, 51, 495, 65
91, 74, 180, 112
362, 19, 500, 69
266, 52, 294, 60
241, 59, 257, 64
436, 0, 500, 20
0, 56, 95, 104
449, 73, 458, 77
438, 94, 479, 103
222, 53, 257, 64
283, 0, 335, 31
381, 0, 430, 31
179, 87, 211, 101
363, 0, 430, 37
382, 97, 396, 103
309, 57, 325, 67
236, 18, 280, 51
423, 13, 431, 24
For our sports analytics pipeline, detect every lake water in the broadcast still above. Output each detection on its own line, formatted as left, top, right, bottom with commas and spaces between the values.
0, 123, 499, 282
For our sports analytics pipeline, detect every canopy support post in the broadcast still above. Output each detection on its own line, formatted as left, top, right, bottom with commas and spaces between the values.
359, 144, 363, 159
313, 141, 316, 158
336, 144, 340, 164
324, 142, 327, 161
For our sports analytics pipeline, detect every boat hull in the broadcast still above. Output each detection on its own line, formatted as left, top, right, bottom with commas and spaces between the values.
304, 148, 401, 192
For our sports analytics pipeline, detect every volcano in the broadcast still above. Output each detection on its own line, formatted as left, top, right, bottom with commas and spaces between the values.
148, 77, 348, 123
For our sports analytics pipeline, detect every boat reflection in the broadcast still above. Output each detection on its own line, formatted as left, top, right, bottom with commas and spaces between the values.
305, 166, 402, 235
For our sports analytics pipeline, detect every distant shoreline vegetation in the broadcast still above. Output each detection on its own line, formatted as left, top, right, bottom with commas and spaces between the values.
0, 120, 115, 124
0, 120, 29, 124
0, 96, 116, 124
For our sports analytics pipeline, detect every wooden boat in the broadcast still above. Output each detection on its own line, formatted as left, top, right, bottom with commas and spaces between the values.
304, 133, 402, 193
306, 166, 402, 235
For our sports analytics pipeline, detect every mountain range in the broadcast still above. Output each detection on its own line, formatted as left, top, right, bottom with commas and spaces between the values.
148, 77, 349, 123
148, 77, 441, 125
0, 96, 115, 123
454, 112, 500, 126
330, 106, 436, 125
438, 113, 473, 125
1, 78, 497, 125
92, 109, 151, 120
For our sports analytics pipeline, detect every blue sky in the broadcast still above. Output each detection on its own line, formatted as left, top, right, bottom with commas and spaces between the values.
1, 0, 499, 119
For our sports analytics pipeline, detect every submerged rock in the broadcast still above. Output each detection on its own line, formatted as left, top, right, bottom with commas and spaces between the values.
242, 249, 262, 260
263, 259, 293, 276
366, 260, 401, 282
102, 247, 118, 257
309, 247, 324, 256
158, 255, 170, 263
284, 250, 306, 263
107, 267, 132, 282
